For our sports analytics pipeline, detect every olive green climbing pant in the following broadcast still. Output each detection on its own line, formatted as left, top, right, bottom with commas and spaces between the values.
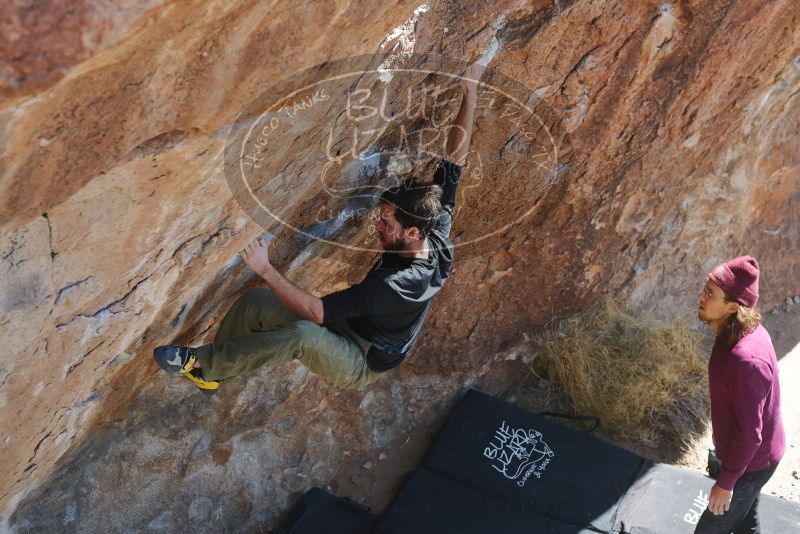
194, 288, 382, 390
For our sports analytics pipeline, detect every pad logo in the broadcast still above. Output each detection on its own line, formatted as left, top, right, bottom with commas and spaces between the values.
483, 420, 555, 487
683, 489, 710, 525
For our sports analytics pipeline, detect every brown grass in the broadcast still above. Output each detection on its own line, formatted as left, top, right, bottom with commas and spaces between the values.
531, 300, 709, 451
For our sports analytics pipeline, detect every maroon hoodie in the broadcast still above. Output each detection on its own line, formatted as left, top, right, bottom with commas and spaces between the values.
708, 323, 786, 490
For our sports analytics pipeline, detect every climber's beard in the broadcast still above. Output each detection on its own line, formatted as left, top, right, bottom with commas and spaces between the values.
382, 234, 405, 252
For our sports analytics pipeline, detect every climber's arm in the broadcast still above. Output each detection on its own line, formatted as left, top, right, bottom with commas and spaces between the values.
241, 238, 324, 324
260, 267, 324, 324
430, 62, 482, 235
443, 62, 483, 165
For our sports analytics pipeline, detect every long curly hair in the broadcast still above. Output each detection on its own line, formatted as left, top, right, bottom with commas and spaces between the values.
715, 305, 762, 348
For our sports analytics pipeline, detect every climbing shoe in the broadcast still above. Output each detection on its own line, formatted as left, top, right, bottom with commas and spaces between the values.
154, 345, 220, 394
182, 367, 220, 395
153, 345, 197, 374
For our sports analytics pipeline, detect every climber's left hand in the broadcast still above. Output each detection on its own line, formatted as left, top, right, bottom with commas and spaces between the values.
241, 238, 273, 276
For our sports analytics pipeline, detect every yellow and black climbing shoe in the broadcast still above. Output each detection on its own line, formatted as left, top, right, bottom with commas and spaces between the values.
153, 345, 196, 374
154, 345, 219, 394
182, 367, 220, 395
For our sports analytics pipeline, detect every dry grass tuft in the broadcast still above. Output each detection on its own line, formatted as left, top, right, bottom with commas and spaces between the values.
532, 300, 709, 450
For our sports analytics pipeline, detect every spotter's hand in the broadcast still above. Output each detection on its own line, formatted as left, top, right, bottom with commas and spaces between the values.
240, 238, 272, 276
707, 484, 733, 516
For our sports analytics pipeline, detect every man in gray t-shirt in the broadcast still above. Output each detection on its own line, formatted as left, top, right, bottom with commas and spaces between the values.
153, 63, 483, 392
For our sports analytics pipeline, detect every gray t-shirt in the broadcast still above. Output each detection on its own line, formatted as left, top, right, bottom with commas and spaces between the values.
321, 159, 462, 371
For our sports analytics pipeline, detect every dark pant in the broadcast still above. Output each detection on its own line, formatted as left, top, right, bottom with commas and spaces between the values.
694, 462, 779, 534
194, 288, 382, 390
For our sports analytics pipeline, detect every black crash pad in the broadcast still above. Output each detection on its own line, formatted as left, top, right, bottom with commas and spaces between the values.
422, 389, 651, 531
276, 487, 376, 534
374, 467, 602, 534
283, 390, 799, 534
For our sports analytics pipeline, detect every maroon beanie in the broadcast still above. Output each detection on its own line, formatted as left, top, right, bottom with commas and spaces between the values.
708, 256, 760, 307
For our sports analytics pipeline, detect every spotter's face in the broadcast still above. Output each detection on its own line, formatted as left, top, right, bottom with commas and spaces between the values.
697, 279, 737, 323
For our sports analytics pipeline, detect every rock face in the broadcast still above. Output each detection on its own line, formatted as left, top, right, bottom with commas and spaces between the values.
1, 0, 168, 100
1, 0, 798, 531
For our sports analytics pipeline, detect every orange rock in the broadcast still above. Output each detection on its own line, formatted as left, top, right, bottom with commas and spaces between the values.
1, 0, 799, 530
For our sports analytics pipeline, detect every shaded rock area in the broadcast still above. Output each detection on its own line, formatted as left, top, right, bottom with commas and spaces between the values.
1, 0, 799, 531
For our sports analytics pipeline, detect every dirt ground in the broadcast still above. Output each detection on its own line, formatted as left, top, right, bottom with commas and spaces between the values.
326, 302, 800, 517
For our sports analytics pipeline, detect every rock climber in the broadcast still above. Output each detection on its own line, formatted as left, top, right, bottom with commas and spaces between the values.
153, 61, 485, 392
694, 256, 786, 534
